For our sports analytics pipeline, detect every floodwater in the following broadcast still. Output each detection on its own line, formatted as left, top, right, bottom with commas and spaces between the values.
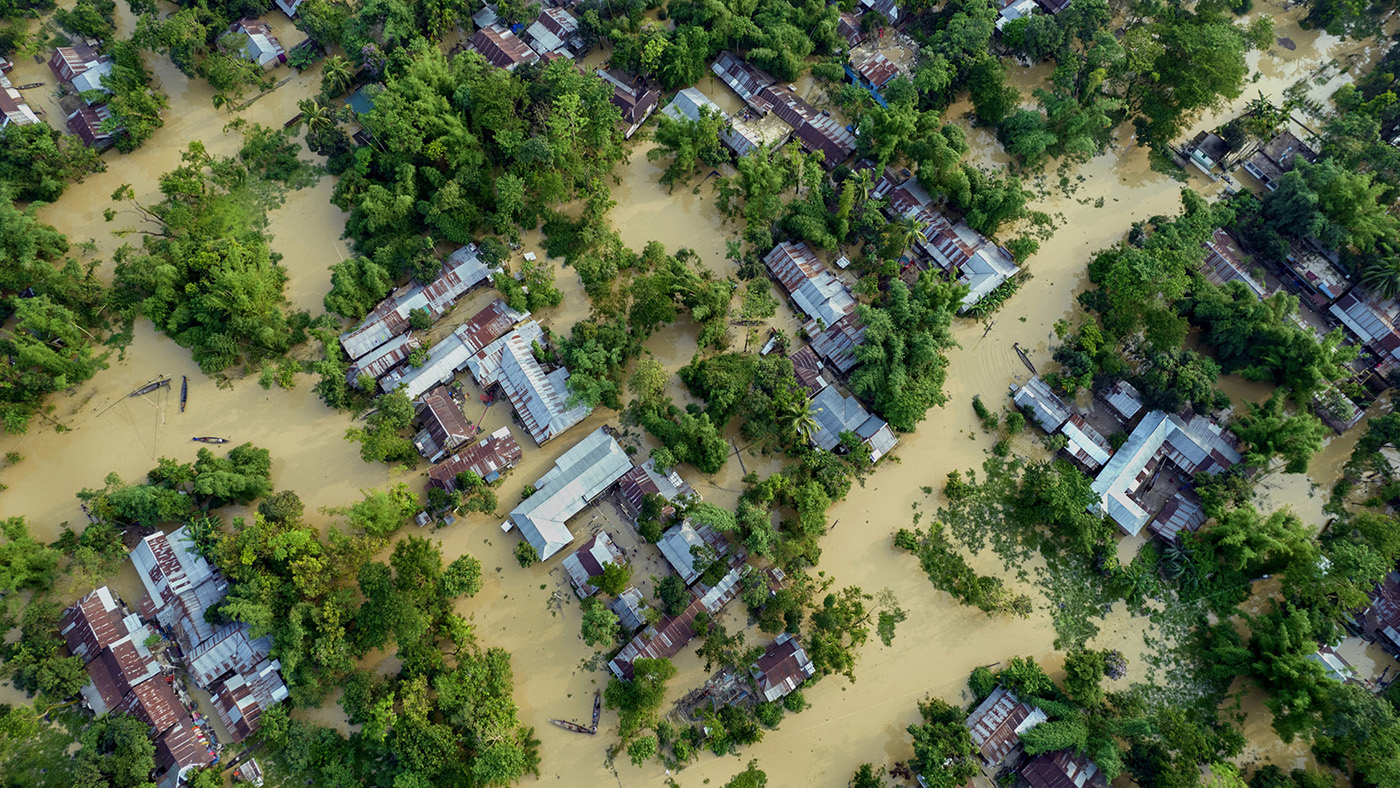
1, 2, 1389, 784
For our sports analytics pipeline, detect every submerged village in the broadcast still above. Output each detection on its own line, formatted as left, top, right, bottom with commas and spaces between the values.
7, 0, 1400, 787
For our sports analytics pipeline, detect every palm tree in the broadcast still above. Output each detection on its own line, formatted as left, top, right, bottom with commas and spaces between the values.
784, 397, 820, 444
1360, 256, 1400, 300
298, 99, 334, 135
853, 168, 874, 203
320, 55, 354, 98
892, 214, 927, 253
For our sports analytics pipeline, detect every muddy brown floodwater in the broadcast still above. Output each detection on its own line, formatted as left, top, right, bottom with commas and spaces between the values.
1, 2, 1390, 784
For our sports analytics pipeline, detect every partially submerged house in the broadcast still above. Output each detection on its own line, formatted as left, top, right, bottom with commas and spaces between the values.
211, 657, 290, 741
997, 0, 1039, 31
561, 531, 624, 597
886, 177, 1019, 310
965, 686, 1048, 769
67, 104, 117, 147
711, 52, 775, 115
427, 426, 523, 491
860, 0, 900, 22
1100, 380, 1143, 424
1060, 414, 1114, 473
760, 85, 856, 168
507, 428, 632, 560
597, 69, 659, 139
467, 323, 591, 445
1201, 229, 1266, 299
347, 333, 419, 389
1185, 130, 1230, 174
658, 519, 728, 585
1020, 750, 1108, 788
49, 43, 113, 99
807, 312, 866, 375
616, 458, 693, 519
132, 526, 227, 653
186, 622, 272, 689
0, 75, 41, 128
808, 385, 897, 462
1148, 492, 1207, 544
1243, 130, 1318, 191
116, 679, 185, 737
610, 587, 650, 633
750, 632, 815, 702
525, 7, 580, 59
228, 18, 286, 69
80, 635, 162, 715
340, 245, 494, 365
661, 87, 783, 157
609, 565, 744, 679
764, 241, 856, 333
155, 716, 215, 788
1013, 377, 1071, 433
1090, 411, 1242, 537
468, 25, 541, 71
789, 344, 833, 396
1330, 290, 1400, 367
1360, 573, 1400, 658
1314, 385, 1365, 433
413, 386, 474, 462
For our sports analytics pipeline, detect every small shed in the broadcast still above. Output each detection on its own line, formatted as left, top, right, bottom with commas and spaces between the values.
1100, 380, 1143, 424
1013, 377, 1071, 433
560, 531, 624, 598
610, 587, 650, 633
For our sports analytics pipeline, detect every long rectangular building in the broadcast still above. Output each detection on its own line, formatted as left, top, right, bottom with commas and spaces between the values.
507, 428, 632, 560
340, 244, 492, 363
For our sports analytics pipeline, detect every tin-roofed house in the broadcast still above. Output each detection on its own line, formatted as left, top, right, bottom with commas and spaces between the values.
525, 7, 580, 58
468, 25, 541, 71
1243, 130, 1317, 191
750, 632, 815, 702
467, 324, 591, 445
965, 686, 1048, 769
658, 520, 728, 586
808, 385, 898, 462
711, 51, 776, 114
609, 565, 744, 679
1201, 229, 1266, 299
116, 678, 185, 737
155, 716, 215, 788
1359, 573, 1400, 658
660, 87, 781, 157
66, 104, 117, 147
1148, 492, 1207, 544
80, 637, 163, 715
1013, 377, 1071, 433
1059, 414, 1114, 473
610, 587, 651, 633
61, 586, 136, 664
347, 333, 419, 390
212, 658, 290, 741
597, 69, 660, 139
788, 344, 833, 397
413, 387, 474, 462
1185, 130, 1230, 174
764, 241, 856, 332
131, 526, 229, 652
1090, 411, 1241, 536
1330, 290, 1400, 367
561, 531, 624, 597
760, 85, 856, 168
615, 458, 693, 519
860, 0, 900, 22
507, 428, 633, 560
340, 245, 495, 364
186, 623, 272, 689
1020, 750, 1108, 788
807, 312, 866, 375
0, 77, 40, 128
227, 18, 286, 69
427, 426, 523, 491
1099, 380, 1143, 424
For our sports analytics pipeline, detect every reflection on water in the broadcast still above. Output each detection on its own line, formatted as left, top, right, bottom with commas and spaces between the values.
3, 1, 1391, 781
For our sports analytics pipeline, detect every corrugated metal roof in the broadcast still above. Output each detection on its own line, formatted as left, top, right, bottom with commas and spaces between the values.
1148, 492, 1207, 544
809, 386, 895, 460
61, 586, 129, 664
711, 52, 775, 114
117, 677, 185, 736
609, 566, 743, 679
1020, 750, 1107, 788
1101, 380, 1143, 423
469, 24, 540, 70
1331, 291, 1400, 362
610, 587, 649, 632
347, 333, 418, 389
155, 716, 214, 779
212, 658, 288, 741
131, 526, 217, 607
789, 345, 832, 397
509, 428, 633, 560
658, 520, 726, 585
186, 623, 272, 689
1201, 229, 1266, 298
1014, 377, 1071, 432
1060, 414, 1113, 470
561, 531, 623, 597
414, 387, 473, 461
341, 245, 491, 362
750, 632, 815, 702
806, 312, 865, 374
427, 426, 523, 490
965, 686, 1047, 765
764, 242, 855, 329
496, 331, 591, 445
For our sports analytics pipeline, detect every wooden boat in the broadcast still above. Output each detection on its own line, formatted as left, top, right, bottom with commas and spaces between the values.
1013, 343, 1037, 376
180, 376, 188, 413
548, 719, 594, 735
590, 691, 601, 731
191, 437, 229, 444
129, 378, 171, 397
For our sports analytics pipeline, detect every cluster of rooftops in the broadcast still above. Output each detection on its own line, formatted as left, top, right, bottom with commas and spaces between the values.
60, 527, 279, 788
955, 685, 1107, 788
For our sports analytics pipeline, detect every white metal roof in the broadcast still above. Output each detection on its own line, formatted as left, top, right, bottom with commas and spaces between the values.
509, 429, 632, 560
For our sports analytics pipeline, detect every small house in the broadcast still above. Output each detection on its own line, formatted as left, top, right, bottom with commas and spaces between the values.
427, 426, 523, 491
807, 313, 866, 375
275, 0, 302, 16
609, 566, 744, 679
229, 18, 286, 69
750, 632, 815, 702
838, 12, 864, 48
47, 43, 105, 84
1020, 750, 1108, 788
1013, 377, 1071, 433
764, 241, 856, 331
235, 758, 265, 786
61, 586, 136, 664
467, 323, 591, 445
861, 0, 900, 22
658, 520, 728, 585
80, 638, 162, 715
610, 587, 650, 633
1100, 380, 1143, 424
1201, 229, 1266, 299
788, 345, 832, 397
155, 716, 214, 788
0, 79, 40, 128
1243, 130, 1317, 191
1059, 414, 1113, 472
1186, 130, 1230, 174
997, 0, 1039, 31
760, 85, 856, 168
211, 658, 290, 741
616, 459, 693, 519
186, 623, 272, 689
66, 104, 117, 147
1148, 492, 1207, 544
561, 531, 624, 597
413, 386, 474, 462
525, 7, 580, 58
808, 385, 898, 462
468, 24, 540, 71
965, 686, 1047, 768
116, 679, 185, 737
597, 69, 659, 139
1360, 573, 1400, 658
711, 52, 775, 115
1330, 290, 1400, 366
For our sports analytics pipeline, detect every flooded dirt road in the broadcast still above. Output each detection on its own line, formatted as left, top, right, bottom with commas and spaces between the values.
2, 1, 1389, 784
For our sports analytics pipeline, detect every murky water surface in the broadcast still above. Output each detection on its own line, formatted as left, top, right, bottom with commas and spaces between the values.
2, 2, 1390, 782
